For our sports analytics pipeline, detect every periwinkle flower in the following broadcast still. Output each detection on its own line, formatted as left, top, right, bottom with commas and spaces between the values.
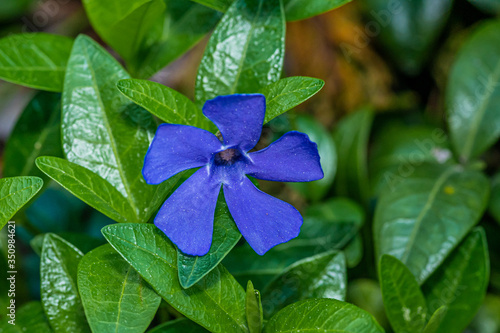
143, 94, 323, 256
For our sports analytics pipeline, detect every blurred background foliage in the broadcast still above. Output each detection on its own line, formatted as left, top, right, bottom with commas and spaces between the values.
0, 0, 499, 332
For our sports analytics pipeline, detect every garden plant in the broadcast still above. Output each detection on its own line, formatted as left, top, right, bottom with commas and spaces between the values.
0, 0, 499, 332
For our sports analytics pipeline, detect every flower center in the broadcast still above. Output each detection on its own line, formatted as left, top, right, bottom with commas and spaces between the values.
214, 148, 241, 165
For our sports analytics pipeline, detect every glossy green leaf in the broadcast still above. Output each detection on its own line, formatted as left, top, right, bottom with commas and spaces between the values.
148, 318, 209, 333
102, 223, 248, 333
3, 92, 62, 180
36, 157, 136, 223
190, 0, 232, 11
177, 194, 241, 288
246, 281, 263, 333
301, 197, 364, 243
78, 244, 161, 333
283, 0, 351, 21
0, 301, 52, 333
82, 0, 165, 68
369, 123, 452, 196
422, 228, 490, 333
379, 254, 427, 333
135, 2, 221, 78
422, 306, 447, 333
224, 198, 360, 290
260, 77, 325, 124
191, 0, 351, 21
467, 0, 500, 15
31, 232, 104, 256
0, 33, 73, 91
333, 108, 373, 203
290, 116, 337, 201
117, 79, 214, 131
40, 234, 90, 333
0, 176, 42, 229
446, 20, 500, 161
62, 35, 175, 223
263, 298, 384, 333
374, 163, 489, 283
489, 173, 500, 225
361, 0, 452, 75
262, 251, 347, 318
195, 0, 285, 104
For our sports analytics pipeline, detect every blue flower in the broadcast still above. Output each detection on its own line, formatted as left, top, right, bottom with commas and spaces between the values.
143, 94, 323, 256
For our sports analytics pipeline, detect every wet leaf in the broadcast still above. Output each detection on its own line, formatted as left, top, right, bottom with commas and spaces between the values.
0, 33, 73, 91
374, 163, 489, 283
40, 234, 90, 333
422, 228, 489, 333
263, 298, 384, 332
78, 245, 161, 333
446, 20, 500, 161
102, 223, 249, 333
379, 254, 427, 333
262, 251, 347, 317
195, 0, 285, 104
0, 176, 43, 229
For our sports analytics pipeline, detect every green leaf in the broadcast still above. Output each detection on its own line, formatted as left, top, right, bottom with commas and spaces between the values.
0, 301, 52, 333
31, 232, 104, 256
246, 281, 263, 333
378, 254, 427, 333
117, 79, 214, 131
490, 173, 500, 225
190, 0, 232, 12
148, 318, 209, 333
36, 157, 137, 223
369, 123, 452, 196
135, 2, 222, 78
3, 92, 62, 180
283, 0, 351, 21
78, 244, 161, 333
345, 234, 363, 268
467, 0, 500, 15
333, 108, 373, 203
191, 0, 352, 21
62, 35, 173, 222
262, 251, 347, 318
301, 197, 364, 243
290, 116, 337, 201
260, 77, 325, 124
0, 33, 73, 91
82, 0, 166, 68
469, 295, 500, 333
263, 298, 384, 333
224, 198, 360, 290
102, 223, 248, 333
0, 0, 33, 21
422, 228, 490, 333
177, 194, 241, 288
374, 163, 489, 284
0, 176, 43, 229
446, 20, 500, 161
422, 306, 447, 333
347, 279, 389, 329
195, 0, 285, 104
360, 0, 452, 75
40, 234, 90, 333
